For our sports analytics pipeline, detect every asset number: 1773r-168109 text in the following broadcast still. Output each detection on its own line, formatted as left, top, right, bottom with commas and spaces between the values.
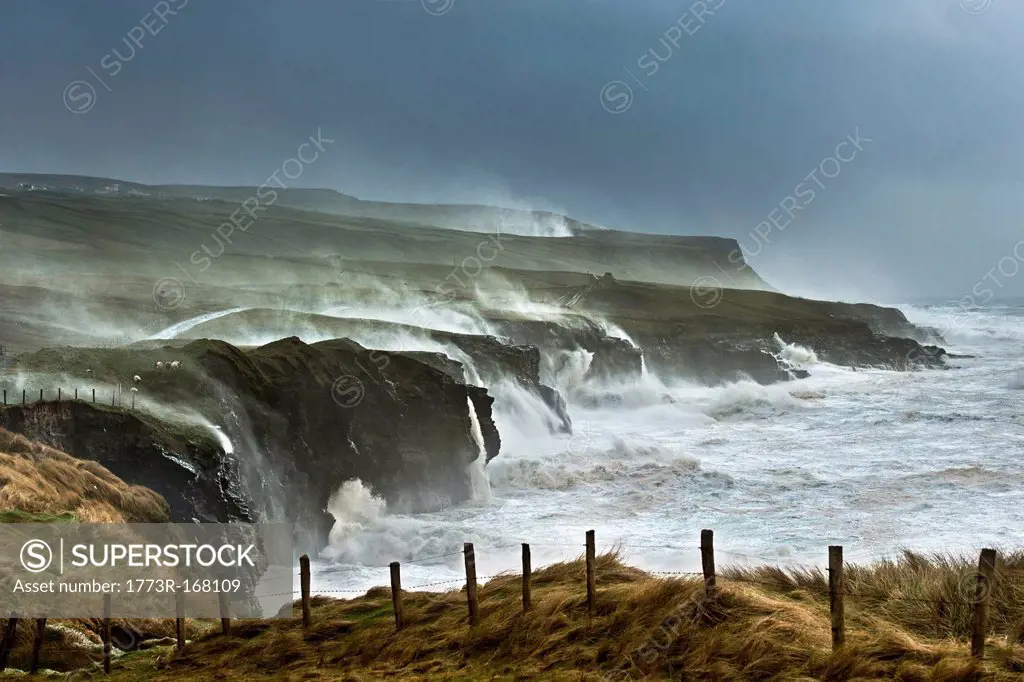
126, 578, 242, 593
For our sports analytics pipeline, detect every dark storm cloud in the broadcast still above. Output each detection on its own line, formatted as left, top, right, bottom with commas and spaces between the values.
1, 0, 1022, 300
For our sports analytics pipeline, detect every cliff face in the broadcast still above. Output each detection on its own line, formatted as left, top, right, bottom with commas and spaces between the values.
0, 403, 239, 522
570, 276, 948, 384
0, 425, 169, 523
2, 337, 501, 552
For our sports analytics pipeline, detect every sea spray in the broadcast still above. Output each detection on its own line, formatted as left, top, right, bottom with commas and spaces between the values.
203, 423, 235, 454
466, 397, 492, 501
772, 332, 819, 368
321, 479, 463, 567
490, 378, 567, 446
326, 479, 388, 547
540, 348, 594, 400
147, 307, 249, 340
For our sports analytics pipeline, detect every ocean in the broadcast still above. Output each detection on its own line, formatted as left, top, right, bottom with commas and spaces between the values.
313, 300, 1024, 596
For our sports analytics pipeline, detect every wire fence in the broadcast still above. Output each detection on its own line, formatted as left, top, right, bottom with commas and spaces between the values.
0, 529, 1015, 675
1, 387, 139, 410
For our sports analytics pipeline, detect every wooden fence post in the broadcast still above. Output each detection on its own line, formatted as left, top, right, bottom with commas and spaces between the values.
464, 543, 479, 627
57, 388, 61, 402
390, 562, 403, 630
0, 613, 18, 672
38, 389, 42, 403
971, 548, 997, 659
586, 530, 596, 617
2, 390, 5, 405
175, 590, 185, 653
701, 529, 716, 596
22, 389, 25, 405
522, 543, 532, 612
30, 618, 45, 674
92, 388, 96, 403
102, 593, 111, 674
218, 591, 230, 635
300, 554, 312, 628
828, 545, 845, 650
75, 388, 78, 401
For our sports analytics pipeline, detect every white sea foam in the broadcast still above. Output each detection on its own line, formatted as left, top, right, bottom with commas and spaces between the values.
309, 303, 1024, 594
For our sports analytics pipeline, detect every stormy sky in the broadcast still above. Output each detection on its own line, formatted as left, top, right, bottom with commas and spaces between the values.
2, 0, 1022, 301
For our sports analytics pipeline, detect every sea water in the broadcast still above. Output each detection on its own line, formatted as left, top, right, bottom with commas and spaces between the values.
315, 301, 1024, 594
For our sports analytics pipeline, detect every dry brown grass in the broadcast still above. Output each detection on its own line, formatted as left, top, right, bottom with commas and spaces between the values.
0, 426, 169, 523
0, 427, 174, 673
76, 552, 1024, 681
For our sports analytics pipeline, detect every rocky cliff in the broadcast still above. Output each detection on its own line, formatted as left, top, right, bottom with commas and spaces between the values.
2, 336, 503, 552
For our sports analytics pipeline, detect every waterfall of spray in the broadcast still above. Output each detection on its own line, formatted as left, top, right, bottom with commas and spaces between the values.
540, 349, 594, 401
204, 378, 288, 522
204, 423, 235, 454
490, 379, 566, 451
466, 397, 492, 501
772, 333, 818, 368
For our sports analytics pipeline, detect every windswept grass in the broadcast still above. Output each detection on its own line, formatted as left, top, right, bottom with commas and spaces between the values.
0, 426, 169, 523
74, 552, 1024, 681
0, 508, 75, 523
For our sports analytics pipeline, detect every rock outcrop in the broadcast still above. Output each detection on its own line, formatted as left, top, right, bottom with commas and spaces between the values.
0, 402, 239, 523
3, 337, 503, 552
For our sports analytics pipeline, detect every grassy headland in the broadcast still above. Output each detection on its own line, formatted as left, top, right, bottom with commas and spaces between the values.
82, 552, 1024, 681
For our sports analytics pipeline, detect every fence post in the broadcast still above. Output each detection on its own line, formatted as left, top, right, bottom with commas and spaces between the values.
971, 548, 997, 659
522, 543, 532, 612
2, 390, 5, 405
300, 554, 312, 628
586, 530, 596, 617
0, 613, 17, 671
218, 591, 230, 635
103, 593, 111, 674
828, 545, 845, 650
390, 561, 403, 630
75, 389, 78, 401
700, 529, 716, 597
57, 388, 61, 402
464, 542, 479, 627
175, 590, 185, 653
38, 389, 42, 403
30, 618, 45, 674
22, 389, 25, 405
92, 388, 96, 403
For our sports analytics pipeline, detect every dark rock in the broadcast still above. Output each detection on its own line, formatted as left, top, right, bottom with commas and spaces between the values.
467, 385, 501, 462
537, 384, 572, 433
0, 401, 245, 523
3, 337, 502, 553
